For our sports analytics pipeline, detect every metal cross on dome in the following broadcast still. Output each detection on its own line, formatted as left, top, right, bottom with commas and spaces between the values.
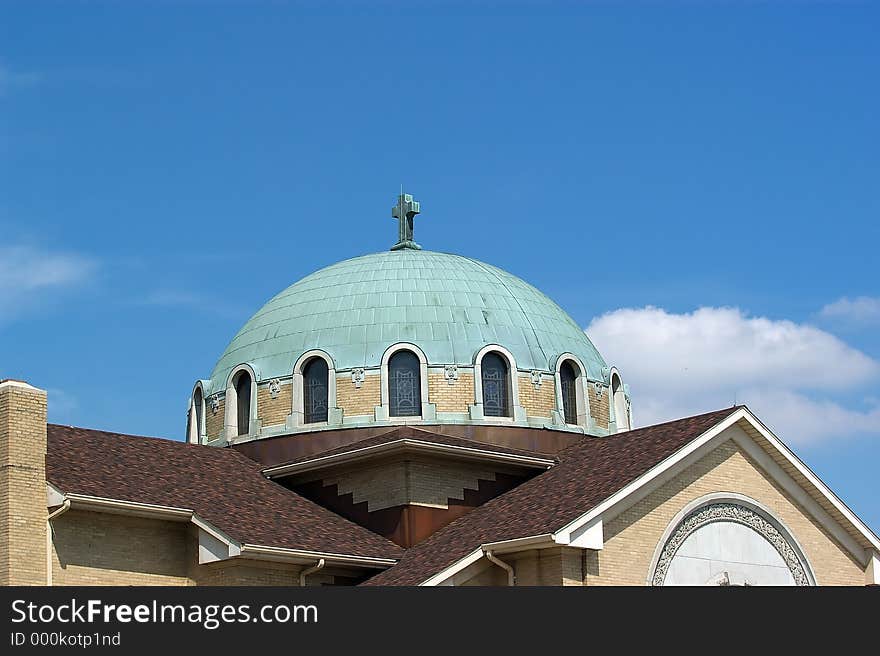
391, 191, 422, 251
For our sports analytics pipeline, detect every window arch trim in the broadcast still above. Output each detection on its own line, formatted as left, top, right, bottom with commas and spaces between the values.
188, 381, 206, 444
224, 364, 257, 441
609, 367, 630, 431
646, 493, 816, 586
471, 344, 523, 422
378, 342, 430, 421
552, 353, 590, 429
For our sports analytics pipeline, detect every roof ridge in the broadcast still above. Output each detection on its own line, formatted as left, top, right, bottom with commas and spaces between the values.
47, 423, 186, 446
50, 425, 278, 476
608, 405, 742, 437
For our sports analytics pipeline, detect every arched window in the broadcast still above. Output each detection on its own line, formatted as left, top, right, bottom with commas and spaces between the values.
234, 371, 251, 436
651, 497, 814, 586
389, 350, 421, 417
193, 387, 204, 441
303, 357, 329, 424
481, 352, 511, 417
560, 360, 579, 425
612, 372, 629, 431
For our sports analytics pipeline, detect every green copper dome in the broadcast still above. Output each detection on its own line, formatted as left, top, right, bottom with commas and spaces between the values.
207, 250, 606, 394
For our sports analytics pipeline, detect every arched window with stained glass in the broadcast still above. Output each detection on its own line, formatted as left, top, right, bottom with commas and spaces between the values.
233, 371, 252, 436
303, 357, 329, 424
481, 352, 511, 418
560, 360, 579, 425
389, 350, 421, 417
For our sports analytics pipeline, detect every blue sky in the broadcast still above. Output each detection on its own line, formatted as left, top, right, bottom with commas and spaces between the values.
1, 3, 878, 529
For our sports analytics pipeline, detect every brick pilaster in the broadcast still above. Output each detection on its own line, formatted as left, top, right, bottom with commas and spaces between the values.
0, 380, 48, 585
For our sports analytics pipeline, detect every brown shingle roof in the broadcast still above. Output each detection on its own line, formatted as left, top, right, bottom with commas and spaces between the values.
45, 407, 741, 581
363, 407, 741, 585
47, 425, 403, 561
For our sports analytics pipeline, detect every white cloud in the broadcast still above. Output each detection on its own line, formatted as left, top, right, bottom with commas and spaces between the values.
0, 245, 96, 321
820, 296, 880, 325
134, 288, 246, 319
748, 389, 880, 444
586, 306, 880, 445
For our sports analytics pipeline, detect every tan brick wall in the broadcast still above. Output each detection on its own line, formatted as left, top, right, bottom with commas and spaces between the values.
321, 462, 408, 511
51, 510, 190, 585
205, 397, 225, 441
322, 460, 498, 512
337, 373, 380, 417
0, 382, 48, 585
518, 375, 555, 419
191, 560, 303, 586
588, 384, 609, 429
50, 512, 318, 586
257, 384, 292, 428
461, 547, 583, 586
428, 373, 474, 413
405, 461, 497, 509
509, 548, 580, 586
585, 440, 865, 586
559, 546, 584, 585
460, 562, 507, 586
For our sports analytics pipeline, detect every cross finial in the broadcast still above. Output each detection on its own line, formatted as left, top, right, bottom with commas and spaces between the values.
391, 191, 422, 250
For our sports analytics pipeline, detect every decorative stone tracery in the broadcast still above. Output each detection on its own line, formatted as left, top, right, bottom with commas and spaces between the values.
351, 368, 365, 389
652, 502, 810, 586
530, 370, 543, 389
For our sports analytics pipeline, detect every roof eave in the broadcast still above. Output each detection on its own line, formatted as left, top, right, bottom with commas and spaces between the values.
263, 438, 555, 479
47, 486, 399, 569
238, 545, 398, 569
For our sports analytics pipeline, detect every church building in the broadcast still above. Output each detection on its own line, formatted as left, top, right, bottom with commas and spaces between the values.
2, 193, 878, 586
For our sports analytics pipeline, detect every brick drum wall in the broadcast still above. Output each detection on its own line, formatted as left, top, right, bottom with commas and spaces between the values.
584, 440, 865, 586
588, 385, 609, 429
0, 383, 48, 585
257, 384, 292, 428
336, 374, 380, 417
205, 398, 225, 441
517, 375, 555, 419
428, 373, 474, 413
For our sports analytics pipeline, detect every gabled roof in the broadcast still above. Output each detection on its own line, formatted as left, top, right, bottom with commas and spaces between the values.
364, 405, 880, 585
362, 407, 745, 585
47, 425, 403, 563
262, 426, 555, 478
